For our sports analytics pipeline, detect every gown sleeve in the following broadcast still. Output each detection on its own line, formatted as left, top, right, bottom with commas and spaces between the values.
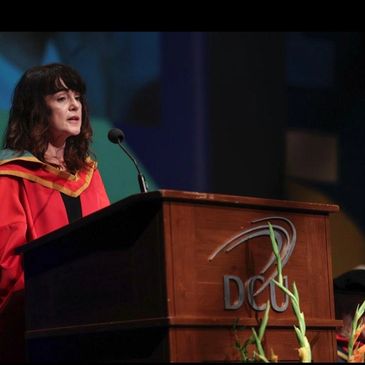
0, 176, 27, 310
94, 168, 110, 208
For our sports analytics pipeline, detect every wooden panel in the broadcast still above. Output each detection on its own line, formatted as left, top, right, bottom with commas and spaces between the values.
24, 200, 168, 330
166, 202, 335, 320
163, 198, 339, 361
158, 189, 339, 213
169, 326, 337, 362
27, 327, 171, 362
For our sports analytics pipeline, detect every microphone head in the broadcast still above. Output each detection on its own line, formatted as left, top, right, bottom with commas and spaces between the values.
108, 128, 125, 144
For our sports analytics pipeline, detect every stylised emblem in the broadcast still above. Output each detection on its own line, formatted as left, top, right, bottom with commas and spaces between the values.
209, 216, 297, 312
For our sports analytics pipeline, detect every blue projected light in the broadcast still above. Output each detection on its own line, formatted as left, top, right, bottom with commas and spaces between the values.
41, 39, 62, 64
0, 55, 22, 110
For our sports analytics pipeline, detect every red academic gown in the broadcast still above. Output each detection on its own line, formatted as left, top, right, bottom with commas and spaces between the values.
0, 151, 110, 361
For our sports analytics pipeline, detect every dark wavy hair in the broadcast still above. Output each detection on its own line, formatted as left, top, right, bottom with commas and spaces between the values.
3, 63, 93, 173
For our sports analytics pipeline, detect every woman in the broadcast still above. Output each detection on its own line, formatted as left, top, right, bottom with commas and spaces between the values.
0, 63, 110, 361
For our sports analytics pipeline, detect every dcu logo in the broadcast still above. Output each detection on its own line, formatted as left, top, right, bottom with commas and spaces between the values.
208, 216, 297, 312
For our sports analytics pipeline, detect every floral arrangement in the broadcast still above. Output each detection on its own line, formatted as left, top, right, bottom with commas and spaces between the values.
343, 301, 365, 362
233, 222, 365, 363
233, 222, 310, 362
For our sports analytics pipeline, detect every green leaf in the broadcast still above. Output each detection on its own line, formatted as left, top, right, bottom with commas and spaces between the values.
268, 222, 283, 285
252, 328, 267, 362
258, 301, 270, 341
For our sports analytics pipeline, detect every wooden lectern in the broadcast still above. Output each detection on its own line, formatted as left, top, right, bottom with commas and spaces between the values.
17, 189, 341, 362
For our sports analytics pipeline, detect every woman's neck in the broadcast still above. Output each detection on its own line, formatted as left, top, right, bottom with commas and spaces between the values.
44, 143, 66, 170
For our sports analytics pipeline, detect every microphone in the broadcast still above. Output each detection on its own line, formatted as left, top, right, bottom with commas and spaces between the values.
107, 128, 148, 193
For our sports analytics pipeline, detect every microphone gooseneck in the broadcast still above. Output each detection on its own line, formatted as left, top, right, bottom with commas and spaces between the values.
107, 128, 148, 193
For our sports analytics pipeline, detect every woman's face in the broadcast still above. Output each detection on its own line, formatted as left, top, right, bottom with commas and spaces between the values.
44, 87, 82, 145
